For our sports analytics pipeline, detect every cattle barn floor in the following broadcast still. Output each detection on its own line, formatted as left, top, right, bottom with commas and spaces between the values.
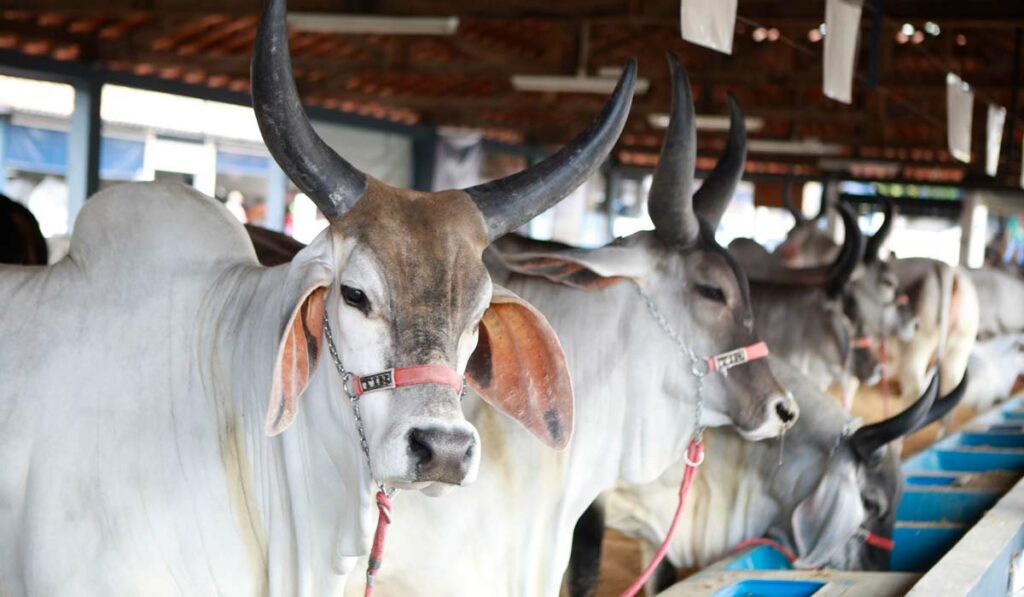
588, 386, 979, 596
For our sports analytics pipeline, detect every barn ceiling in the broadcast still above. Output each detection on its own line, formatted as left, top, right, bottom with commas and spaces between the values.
1, 0, 1023, 186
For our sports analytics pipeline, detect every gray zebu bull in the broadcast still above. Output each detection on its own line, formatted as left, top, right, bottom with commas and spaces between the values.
662, 88, 881, 397
728, 206, 870, 393
775, 182, 834, 267
768, 203, 983, 411
732, 201, 904, 404
337, 55, 797, 597
0, 0, 639, 593
575, 358, 965, 596
967, 267, 1024, 338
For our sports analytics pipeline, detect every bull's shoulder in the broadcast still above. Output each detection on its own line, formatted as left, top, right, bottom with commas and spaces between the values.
68, 182, 258, 272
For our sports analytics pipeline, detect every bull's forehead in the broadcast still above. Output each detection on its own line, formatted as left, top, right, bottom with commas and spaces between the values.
336, 180, 491, 361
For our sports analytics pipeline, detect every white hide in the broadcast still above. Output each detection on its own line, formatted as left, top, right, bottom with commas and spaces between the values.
343, 233, 795, 596
961, 333, 1024, 411
0, 183, 377, 596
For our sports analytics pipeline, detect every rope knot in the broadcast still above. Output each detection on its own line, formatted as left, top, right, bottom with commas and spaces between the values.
376, 489, 393, 524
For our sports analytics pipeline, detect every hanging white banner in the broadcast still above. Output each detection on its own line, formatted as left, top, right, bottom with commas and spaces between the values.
985, 103, 1006, 177
946, 73, 974, 164
680, 0, 737, 55
823, 0, 863, 104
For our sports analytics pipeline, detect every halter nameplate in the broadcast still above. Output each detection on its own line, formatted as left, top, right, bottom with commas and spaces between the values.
350, 364, 464, 398
706, 341, 769, 374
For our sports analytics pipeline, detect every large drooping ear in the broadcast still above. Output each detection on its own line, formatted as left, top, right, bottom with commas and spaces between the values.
265, 238, 335, 436
490, 243, 652, 291
466, 286, 574, 449
790, 461, 865, 569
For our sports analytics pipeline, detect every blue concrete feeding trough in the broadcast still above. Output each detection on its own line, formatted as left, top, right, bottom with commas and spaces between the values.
712, 579, 824, 597
664, 396, 1024, 596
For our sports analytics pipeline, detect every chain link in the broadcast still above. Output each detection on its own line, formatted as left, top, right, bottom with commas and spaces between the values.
324, 309, 393, 497
631, 280, 706, 443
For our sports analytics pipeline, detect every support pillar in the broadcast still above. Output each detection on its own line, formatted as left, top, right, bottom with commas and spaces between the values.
0, 113, 9, 195
824, 179, 841, 241
959, 190, 988, 268
411, 131, 437, 192
66, 77, 101, 230
265, 160, 288, 232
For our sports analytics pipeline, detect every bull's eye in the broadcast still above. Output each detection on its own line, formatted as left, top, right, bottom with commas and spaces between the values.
696, 284, 727, 305
341, 285, 370, 313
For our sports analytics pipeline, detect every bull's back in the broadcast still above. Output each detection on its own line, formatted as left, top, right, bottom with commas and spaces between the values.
0, 183, 265, 595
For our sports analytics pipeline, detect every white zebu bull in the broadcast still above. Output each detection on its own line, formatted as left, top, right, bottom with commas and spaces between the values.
340, 55, 798, 597
887, 258, 979, 410
939, 333, 1024, 436
589, 357, 964, 595
0, 0, 640, 593
968, 267, 1024, 338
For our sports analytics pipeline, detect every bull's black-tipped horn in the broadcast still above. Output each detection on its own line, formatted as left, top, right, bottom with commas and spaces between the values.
850, 369, 940, 462
694, 93, 747, 229
864, 199, 894, 264
825, 203, 865, 297
782, 177, 806, 224
252, 0, 367, 219
647, 53, 700, 247
466, 60, 637, 241
911, 371, 969, 433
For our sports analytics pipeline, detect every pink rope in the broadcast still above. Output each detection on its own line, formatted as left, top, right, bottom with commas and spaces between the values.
363, 490, 392, 597
619, 439, 703, 597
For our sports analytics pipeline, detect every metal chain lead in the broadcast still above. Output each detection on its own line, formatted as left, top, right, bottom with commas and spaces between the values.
631, 280, 706, 443
324, 309, 393, 497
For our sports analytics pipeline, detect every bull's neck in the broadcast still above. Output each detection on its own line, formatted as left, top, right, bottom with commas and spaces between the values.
496, 274, 697, 590
198, 263, 372, 596
750, 284, 839, 384
677, 430, 781, 566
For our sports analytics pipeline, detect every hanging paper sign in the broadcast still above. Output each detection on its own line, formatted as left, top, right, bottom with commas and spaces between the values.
680, 0, 737, 55
985, 103, 1006, 177
946, 73, 974, 163
823, 0, 864, 104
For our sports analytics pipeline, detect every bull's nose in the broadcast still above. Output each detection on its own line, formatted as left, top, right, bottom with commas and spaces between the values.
771, 394, 798, 425
408, 427, 476, 484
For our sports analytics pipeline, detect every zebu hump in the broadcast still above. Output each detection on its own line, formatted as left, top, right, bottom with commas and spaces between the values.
68, 182, 259, 272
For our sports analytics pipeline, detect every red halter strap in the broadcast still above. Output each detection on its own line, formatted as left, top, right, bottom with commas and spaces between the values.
706, 341, 770, 373
859, 527, 895, 551
854, 336, 874, 349
348, 364, 464, 398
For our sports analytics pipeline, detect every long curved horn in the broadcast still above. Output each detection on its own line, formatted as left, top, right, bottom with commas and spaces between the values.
252, 0, 367, 219
647, 52, 700, 247
850, 369, 939, 461
864, 199, 894, 264
693, 93, 747, 229
910, 371, 969, 433
782, 177, 806, 224
466, 60, 636, 241
825, 203, 865, 296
